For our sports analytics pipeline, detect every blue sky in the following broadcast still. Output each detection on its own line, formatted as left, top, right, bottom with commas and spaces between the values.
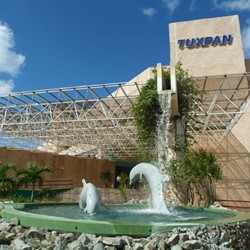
0, 0, 249, 95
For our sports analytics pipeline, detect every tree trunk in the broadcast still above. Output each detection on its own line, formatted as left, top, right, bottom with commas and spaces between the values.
31, 184, 35, 202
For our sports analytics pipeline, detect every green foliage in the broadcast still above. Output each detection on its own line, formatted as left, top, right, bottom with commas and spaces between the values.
0, 195, 29, 203
176, 62, 201, 118
118, 172, 129, 202
175, 62, 203, 146
168, 149, 222, 207
0, 163, 17, 197
100, 170, 113, 183
132, 69, 170, 160
0, 161, 57, 202
130, 63, 219, 207
17, 162, 53, 202
39, 187, 55, 200
132, 74, 165, 159
132, 63, 202, 158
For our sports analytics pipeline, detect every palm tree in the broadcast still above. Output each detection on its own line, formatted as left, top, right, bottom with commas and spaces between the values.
0, 163, 17, 197
17, 162, 52, 201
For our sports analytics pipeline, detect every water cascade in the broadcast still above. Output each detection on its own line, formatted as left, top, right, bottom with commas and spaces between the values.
155, 92, 172, 172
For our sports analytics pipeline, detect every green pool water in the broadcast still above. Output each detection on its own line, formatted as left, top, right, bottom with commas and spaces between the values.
2, 202, 250, 236
22, 203, 234, 223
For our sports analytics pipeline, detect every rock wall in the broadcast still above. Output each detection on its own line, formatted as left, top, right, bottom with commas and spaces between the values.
1, 216, 249, 249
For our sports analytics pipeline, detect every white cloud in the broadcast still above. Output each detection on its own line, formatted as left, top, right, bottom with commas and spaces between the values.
212, 0, 250, 11
0, 22, 25, 76
0, 79, 14, 96
189, 0, 197, 11
162, 0, 181, 14
142, 7, 157, 18
242, 19, 250, 58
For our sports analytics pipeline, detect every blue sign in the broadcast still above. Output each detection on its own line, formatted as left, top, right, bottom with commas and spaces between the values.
178, 34, 233, 49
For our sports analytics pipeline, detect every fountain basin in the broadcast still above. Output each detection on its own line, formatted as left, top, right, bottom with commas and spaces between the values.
2, 202, 250, 236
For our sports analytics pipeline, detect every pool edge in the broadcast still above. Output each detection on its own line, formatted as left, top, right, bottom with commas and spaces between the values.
2, 202, 250, 236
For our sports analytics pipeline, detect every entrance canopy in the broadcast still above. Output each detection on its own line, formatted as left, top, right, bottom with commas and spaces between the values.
188, 73, 250, 147
0, 82, 145, 161
0, 72, 249, 161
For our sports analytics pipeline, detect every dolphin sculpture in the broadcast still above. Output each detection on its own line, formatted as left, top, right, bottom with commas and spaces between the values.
129, 162, 170, 212
79, 179, 101, 215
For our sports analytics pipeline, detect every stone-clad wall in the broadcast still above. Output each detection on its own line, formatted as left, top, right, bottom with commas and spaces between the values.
0, 147, 116, 189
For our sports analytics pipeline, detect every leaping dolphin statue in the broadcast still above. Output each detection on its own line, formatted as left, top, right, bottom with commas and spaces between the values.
79, 179, 101, 215
129, 162, 170, 212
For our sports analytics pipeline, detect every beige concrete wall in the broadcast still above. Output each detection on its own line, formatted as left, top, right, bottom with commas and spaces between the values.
129, 67, 155, 83
191, 132, 250, 209
169, 15, 246, 77
170, 15, 249, 208
110, 67, 155, 98
215, 133, 250, 209
232, 106, 250, 152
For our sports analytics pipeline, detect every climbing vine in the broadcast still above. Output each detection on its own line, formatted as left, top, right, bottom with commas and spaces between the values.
132, 69, 170, 160
175, 62, 203, 148
132, 63, 202, 159
132, 63, 221, 207
132, 77, 160, 159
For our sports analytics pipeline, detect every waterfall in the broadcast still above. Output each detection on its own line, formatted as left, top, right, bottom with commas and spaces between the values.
155, 92, 172, 172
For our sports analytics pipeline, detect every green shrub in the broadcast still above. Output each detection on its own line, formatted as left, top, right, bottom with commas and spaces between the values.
168, 149, 222, 207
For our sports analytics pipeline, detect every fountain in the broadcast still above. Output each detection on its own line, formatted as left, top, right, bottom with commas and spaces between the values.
2, 161, 250, 236
155, 92, 172, 172
79, 179, 101, 215
78, 162, 169, 216
129, 162, 169, 213
1, 66, 250, 236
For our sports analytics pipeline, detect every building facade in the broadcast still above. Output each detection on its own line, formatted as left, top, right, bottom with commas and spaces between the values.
0, 15, 249, 208
169, 15, 250, 209
169, 15, 246, 76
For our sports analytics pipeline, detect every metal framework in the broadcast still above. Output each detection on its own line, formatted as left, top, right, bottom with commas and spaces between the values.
188, 73, 250, 146
0, 72, 249, 161
0, 82, 145, 161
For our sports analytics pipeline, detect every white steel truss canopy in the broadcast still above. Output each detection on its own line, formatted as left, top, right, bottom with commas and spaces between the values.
0, 72, 249, 161
188, 72, 250, 146
0, 82, 145, 161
